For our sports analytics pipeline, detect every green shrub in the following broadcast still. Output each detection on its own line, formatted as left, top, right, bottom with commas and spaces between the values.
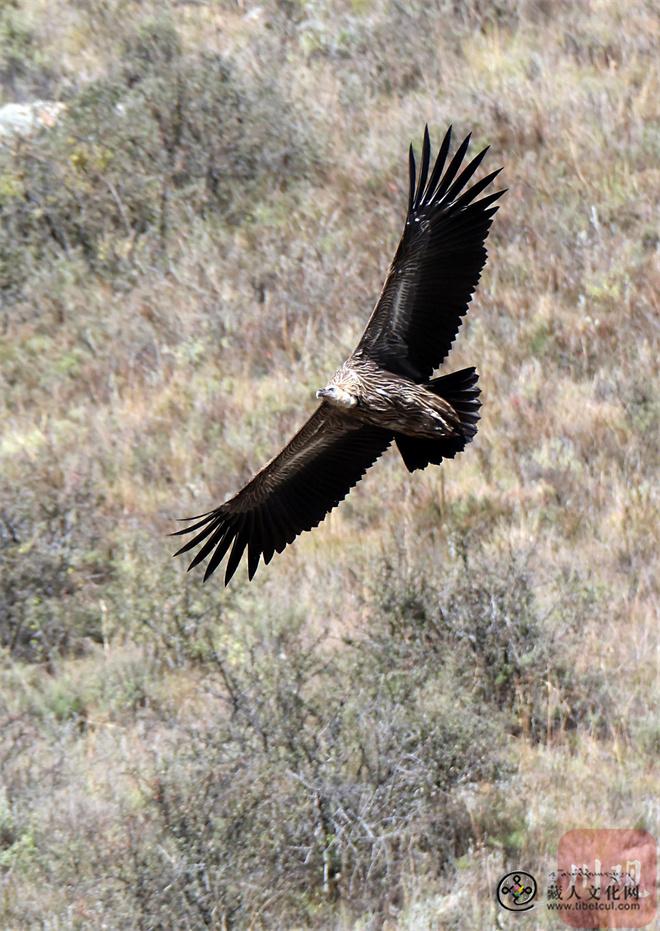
0, 7, 55, 99
0, 17, 316, 300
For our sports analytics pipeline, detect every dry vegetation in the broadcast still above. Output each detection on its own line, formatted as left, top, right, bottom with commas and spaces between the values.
0, 0, 658, 927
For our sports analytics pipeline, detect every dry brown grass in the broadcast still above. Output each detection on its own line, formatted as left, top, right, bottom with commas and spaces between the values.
0, 0, 658, 927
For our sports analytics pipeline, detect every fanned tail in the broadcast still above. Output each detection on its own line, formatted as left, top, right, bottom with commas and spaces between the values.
395, 367, 481, 473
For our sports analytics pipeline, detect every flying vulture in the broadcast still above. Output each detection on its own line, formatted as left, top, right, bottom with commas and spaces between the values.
173, 125, 504, 584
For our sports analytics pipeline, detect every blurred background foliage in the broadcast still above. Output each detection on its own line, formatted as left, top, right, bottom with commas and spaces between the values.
0, 0, 657, 927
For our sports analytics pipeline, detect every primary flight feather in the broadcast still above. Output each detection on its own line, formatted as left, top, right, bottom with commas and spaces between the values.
173, 125, 505, 584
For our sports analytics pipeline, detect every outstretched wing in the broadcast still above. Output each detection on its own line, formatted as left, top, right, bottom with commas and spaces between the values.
172, 406, 392, 585
356, 125, 505, 381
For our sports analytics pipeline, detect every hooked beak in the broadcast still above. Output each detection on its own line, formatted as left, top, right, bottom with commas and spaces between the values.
315, 385, 357, 409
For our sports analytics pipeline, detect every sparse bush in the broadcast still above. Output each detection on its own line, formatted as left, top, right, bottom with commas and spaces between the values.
363, 548, 612, 741
0, 471, 109, 662
103, 615, 505, 927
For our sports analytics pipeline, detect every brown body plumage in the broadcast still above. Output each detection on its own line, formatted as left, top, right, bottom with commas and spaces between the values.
173, 125, 505, 584
319, 357, 461, 438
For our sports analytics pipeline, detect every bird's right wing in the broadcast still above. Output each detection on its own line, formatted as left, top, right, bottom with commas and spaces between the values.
172, 406, 392, 585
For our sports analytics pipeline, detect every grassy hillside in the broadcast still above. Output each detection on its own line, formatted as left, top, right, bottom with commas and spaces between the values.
0, 0, 657, 927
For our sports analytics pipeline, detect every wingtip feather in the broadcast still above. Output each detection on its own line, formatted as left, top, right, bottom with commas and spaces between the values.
408, 143, 416, 214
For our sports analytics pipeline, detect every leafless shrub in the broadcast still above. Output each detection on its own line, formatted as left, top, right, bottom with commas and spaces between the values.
109, 617, 504, 927
363, 547, 612, 741
0, 471, 109, 663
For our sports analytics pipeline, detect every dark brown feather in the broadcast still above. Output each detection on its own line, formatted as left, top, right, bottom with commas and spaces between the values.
173, 406, 392, 584
395, 367, 481, 472
173, 125, 504, 585
356, 129, 505, 380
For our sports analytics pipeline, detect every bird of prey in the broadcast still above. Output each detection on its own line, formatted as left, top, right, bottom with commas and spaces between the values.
173, 125, 504, 584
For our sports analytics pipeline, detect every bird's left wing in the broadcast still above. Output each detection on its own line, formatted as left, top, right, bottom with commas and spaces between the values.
355, 125, 505, 381
172, 406, 392, 585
